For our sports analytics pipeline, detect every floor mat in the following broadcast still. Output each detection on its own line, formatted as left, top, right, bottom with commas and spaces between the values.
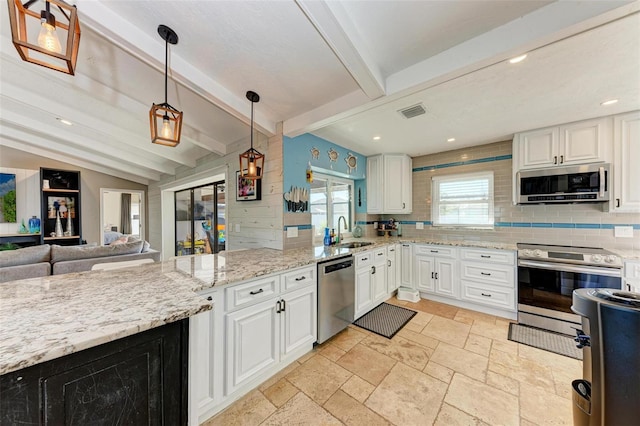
353, 303, 417, 339
508, 323, 583, 360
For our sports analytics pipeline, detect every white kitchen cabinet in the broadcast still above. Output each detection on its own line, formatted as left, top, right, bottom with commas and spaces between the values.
226, 297, 280, 395
612, 111, 640, 212
459, 248, 516, 312
624, 260, 640, 293
355, 248, 388, 319
414, 245, 457, 299
281, 285, 317, 362
387, 244, 400, 293
400, 243, 414, 288
366, 154, 412, 214
514, 117, 611, 170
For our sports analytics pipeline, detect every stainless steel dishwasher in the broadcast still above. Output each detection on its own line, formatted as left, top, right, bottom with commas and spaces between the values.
317, 255, 355, 344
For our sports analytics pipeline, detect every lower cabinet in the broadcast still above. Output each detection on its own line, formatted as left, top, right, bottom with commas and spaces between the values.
400, 243, 413, 288
459, 248, 516, 312
387, 244, 400, 293
190, 266, 316, 425
414, 245, 458, 299
624, 260, 640, 293
355, 248, 387, 319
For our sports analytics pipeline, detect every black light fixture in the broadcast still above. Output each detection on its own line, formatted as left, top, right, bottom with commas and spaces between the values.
149, 24, 183, 147
239, 91, 264, 179
7, 0, 81, 75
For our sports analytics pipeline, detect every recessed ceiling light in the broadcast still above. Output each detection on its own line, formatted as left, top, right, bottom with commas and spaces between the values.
601, 99, 618, 106
509, 54, 527, 64
57, 118, 73, 126
447, 138, 456, 142
373, 136, 381, 140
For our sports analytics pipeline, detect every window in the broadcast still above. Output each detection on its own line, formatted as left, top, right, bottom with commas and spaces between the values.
310, 174, 354, 241
431, 171, 494, 227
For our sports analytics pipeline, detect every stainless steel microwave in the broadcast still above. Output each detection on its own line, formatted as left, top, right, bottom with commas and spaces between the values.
517, 163, 610, 204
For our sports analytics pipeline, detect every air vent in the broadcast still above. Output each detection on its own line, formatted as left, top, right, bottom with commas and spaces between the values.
398, 103, 426, 119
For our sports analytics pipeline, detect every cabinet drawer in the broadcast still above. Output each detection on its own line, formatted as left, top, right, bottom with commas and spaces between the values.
460, 248, 515, 265
460, 262, 515, 288
373, 248, 387, 263
226, 275, 280, 311
461, 280, 515, 311
356, 251, 373, 267
282, 266, 315, 292
414, 245, 456, 258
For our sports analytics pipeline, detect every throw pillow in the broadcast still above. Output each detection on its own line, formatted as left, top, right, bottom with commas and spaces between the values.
110, 236, 129, 245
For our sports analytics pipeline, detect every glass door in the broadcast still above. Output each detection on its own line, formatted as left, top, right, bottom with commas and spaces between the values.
175, 181, 225, 256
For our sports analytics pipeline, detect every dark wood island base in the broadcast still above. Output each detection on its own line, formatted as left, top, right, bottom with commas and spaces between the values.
1, 320, 188, 425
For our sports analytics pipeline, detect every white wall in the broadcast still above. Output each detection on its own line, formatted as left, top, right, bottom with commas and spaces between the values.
0, 167, 39, 235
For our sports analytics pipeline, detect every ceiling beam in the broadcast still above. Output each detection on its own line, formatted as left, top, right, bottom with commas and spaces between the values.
0, 129, 157, 184
284, 0, 639, 137
75, 0, 277, 137
295, 0, 385, 99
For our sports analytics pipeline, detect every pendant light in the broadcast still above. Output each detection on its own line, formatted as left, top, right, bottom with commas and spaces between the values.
239, 91, 264, 179
149, 24, 183, 147
7, 0, 81, 75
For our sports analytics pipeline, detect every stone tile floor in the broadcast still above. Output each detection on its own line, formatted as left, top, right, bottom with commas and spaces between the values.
204, 297, 581, 425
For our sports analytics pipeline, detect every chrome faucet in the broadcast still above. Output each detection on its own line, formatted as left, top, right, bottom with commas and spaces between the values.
337, 216, 347, 244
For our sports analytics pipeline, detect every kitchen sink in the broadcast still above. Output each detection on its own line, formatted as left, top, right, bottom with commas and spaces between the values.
336, 241, 374, 249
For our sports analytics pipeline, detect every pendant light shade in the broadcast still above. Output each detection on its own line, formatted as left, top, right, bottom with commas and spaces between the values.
7, 0, 81, 75
239, 91, 264, 179
150, 24, 182, 147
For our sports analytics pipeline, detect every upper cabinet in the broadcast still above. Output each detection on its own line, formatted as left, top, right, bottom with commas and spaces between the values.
514, 117, 612, 170
612, 111, 640, 212
40, 168, 82, 246
366, 154, 412, 214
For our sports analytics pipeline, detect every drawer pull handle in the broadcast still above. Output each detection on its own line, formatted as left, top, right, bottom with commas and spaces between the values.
481, 272, 491, 276
281, 299, 286, 312
480, 255, 491, 258
388, 260, 391, 267
430, 250, 439, 253
276, 300, 282, 313
361, 257, 368, 261
249, 288, 264, 295
560, 155, 564, 164
371, 266, 376, 275
481, 293, 492, 297
378, 252, 384, 256
431, 272, 434, 279
295, 276, 306, 281
435, 272, 439, 280
554, 156, 558, 165
403, 244, 410, 247
206, 296, 212, 301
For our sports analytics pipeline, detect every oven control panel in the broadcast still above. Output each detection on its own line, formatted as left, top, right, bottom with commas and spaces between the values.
518, 245, 623, 268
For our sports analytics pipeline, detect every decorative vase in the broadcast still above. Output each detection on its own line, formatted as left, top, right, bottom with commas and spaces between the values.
28, 216, 41, 234
55, 211, 64, 237
18, 219, 28, 234
66, 216, 74, 236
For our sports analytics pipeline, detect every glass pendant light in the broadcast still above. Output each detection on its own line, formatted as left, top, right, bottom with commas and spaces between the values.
239, 91, 265, 180
7, 0, 81, 75
149, 24, 183, 147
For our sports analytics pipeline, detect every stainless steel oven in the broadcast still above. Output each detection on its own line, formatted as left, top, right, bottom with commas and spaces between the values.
517, 244, 622, 334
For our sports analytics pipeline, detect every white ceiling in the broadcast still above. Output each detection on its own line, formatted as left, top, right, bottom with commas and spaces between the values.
1, 0, 638, 184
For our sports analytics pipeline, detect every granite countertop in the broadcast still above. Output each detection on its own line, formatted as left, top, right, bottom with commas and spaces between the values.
0, 238, 516, 375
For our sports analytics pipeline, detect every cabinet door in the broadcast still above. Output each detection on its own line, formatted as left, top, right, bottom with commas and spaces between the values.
355, 266, 373, 318
372, 259, 387, 304
226, 298, 279, 395
383, 155, 406, 213
434, 259, 457, 299
400, 244, 414, 288
366, 155, 383, 214
189, 290, 219, 423
518, 127, 559, 169
613, 112, 640, 212
560, 118, 609, 165
281, 286, 317, 361
415, 255, 435, 292
387, 245, 398, 292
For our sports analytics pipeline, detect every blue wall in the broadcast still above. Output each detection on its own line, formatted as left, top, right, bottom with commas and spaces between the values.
283, 134, 367, 213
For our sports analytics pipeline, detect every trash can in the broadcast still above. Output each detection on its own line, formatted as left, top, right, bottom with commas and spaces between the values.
572, 379, 591, 426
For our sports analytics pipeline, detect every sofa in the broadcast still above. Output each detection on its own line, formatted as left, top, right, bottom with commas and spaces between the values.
0, 241, 160, 283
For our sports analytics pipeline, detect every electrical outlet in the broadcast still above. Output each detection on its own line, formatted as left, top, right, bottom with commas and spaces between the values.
416, 222, 424, 230
287, 227, 298, 238
374, 221, 378, 230
235, 224, 240, 233
614, 226, 634, 238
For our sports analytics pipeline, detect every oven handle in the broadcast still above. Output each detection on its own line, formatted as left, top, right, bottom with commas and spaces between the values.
518, 260, 621, 277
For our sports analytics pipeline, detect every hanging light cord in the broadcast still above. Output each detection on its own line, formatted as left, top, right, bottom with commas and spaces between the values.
164, 36, 169, 106
250, 97, 254, 150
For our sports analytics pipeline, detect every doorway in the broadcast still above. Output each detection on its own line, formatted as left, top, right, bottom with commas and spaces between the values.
175, 181, 225, 256
100, 189, 145, 245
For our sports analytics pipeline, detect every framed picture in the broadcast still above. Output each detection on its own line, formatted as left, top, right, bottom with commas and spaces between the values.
0, 173, 17, 223
236, 171, 261, 201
